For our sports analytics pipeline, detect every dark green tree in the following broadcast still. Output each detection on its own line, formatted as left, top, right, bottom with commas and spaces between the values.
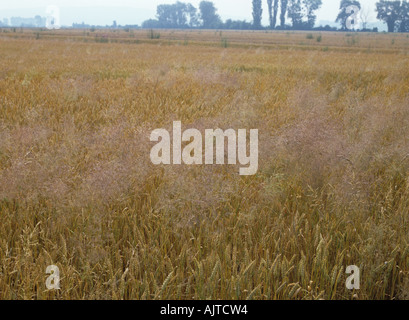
399, 0, 409, 32
287, 0, 304, 28
267, 0, 280, 28
287, 0, 322, 29
252, 0, 263, 29
303, 0, 322, 28
224, 19, 253, 29
336, 0, 361, 30
157, 2, 189, 28
187, 3, 199, 27
199, 1, 222, 28
376, 0, 403, 32
144, 2, 199, 29
280, 0, 289, 28
267, 0, 273, 27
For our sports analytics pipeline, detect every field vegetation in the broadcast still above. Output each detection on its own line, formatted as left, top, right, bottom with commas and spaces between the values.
0, 29, 409, 299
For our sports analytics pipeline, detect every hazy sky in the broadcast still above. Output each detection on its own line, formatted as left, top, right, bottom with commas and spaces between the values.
0, 0, 380, 26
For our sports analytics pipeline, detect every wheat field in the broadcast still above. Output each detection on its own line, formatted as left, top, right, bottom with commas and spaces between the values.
0, 29, 409, 300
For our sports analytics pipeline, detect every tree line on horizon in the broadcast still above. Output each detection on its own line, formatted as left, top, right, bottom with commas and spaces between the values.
141, 0, 409, 32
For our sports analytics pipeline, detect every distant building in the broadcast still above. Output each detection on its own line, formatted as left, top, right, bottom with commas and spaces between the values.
72, 22, 92, 28
9, 16, 46, 27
